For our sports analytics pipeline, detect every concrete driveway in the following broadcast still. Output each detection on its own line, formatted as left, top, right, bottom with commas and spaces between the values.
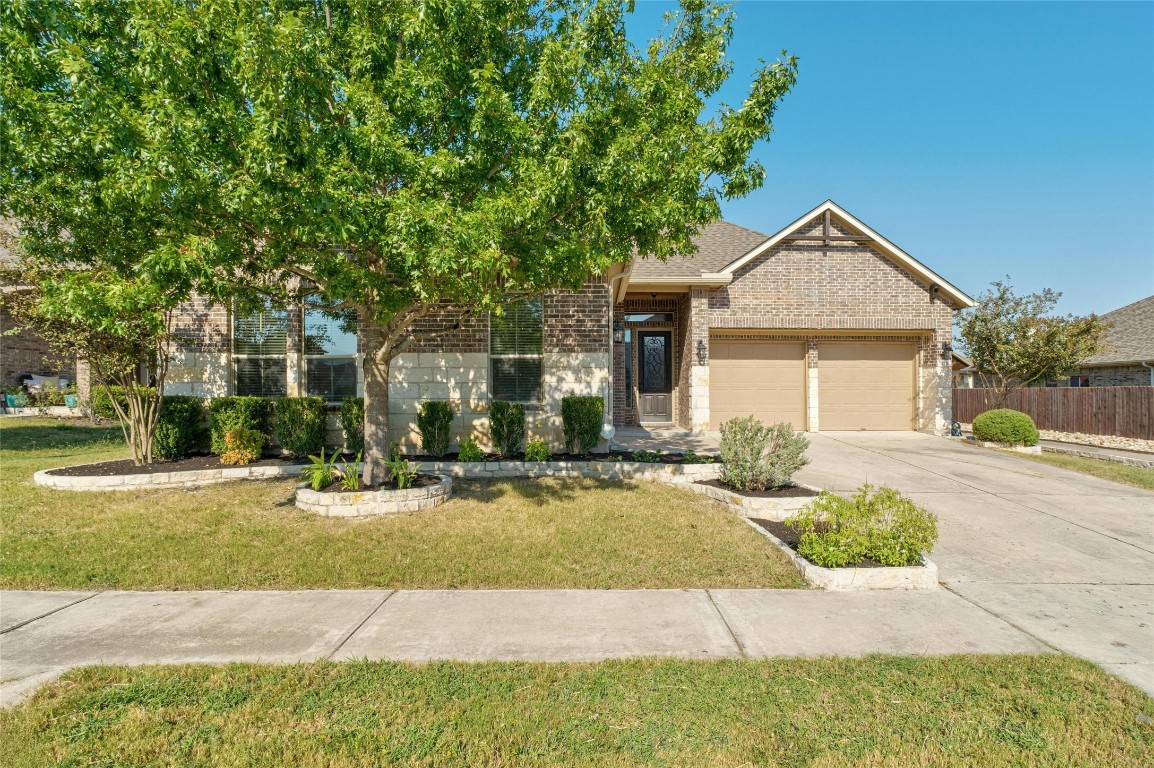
794, 432, 1154, 695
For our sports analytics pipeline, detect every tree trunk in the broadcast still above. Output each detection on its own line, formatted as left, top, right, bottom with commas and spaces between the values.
362, 326, 393, 486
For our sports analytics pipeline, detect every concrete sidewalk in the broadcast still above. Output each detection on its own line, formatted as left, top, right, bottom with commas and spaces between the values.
0, 587, 1049, 706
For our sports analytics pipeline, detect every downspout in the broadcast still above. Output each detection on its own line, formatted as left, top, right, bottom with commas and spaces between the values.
1142, 362, 1154, 387
602, 270, 630, 448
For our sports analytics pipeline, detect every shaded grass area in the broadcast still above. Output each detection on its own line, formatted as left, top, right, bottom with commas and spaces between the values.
2, 656, 1151, 767
0, 419, 802, 589
1020, 450, 1154, 491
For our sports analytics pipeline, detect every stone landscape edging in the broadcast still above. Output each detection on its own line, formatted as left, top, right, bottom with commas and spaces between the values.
967, 438, 1042, 455
35, 457, 722, 491
689, 481, 822, 520
295, 475, 452, 517
741, 517, 939, 591
33, 462, 310, 491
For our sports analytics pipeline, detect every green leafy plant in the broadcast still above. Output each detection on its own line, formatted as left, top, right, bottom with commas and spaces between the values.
524, 438, 551, 462
417, 400, 455, 457
209, 397, 271, 456
220, 427, 265, 466
339, 397, 365, 455
458, 436, 485, 462
683, 449, 715, 465
786, 485, 939, 568
91, 385, 157, 421
340, 452, 363, 491
561, 396, 603, 454
631, 449, 662, 463
972, 408, 1039, 447
300, 447, 340, 491
719, 417, 809, 491
152, 395, 206, 460
273, 397, 327, 458
385, 442, 417, 489
489, 401, 525, 458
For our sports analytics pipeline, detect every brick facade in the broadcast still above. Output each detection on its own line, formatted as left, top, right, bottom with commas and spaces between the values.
1073, 365, 1153, 387
611, 216, 958, 433
0, 303, 75, 388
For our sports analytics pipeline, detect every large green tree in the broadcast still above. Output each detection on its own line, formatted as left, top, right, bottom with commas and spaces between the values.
956, 280, 1105, 405
2, 0, 797, 482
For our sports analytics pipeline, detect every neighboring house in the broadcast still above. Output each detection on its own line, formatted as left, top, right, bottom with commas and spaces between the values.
0, 218, 78, 391
164, 200, 975, 448
951, 352, 975, 388
1065, 295, 1154, 387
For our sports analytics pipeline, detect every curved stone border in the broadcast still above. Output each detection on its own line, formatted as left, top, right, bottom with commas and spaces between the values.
295, 475, 452, 517
410, 459, 722, 484
743, 517, 938, 591
35, 457, 721, 492
690, 481, 822, 521
34, 462, 309, 491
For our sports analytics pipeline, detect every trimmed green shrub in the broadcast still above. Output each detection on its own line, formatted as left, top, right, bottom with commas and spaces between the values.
786, 484, 938, 568
273, 396, 328, 457
417, 400, 455, 457
719, 416, 810, 491
220, 427, 265, 466
489, 400, 525, 457
972, 408, 1039, 446
340, 397, 365, 454
561, 395, 603, 454
153, 396, 207, 460
91, 385, 157, 420
524, 437, 551, 462
209, 397, 271, 455
458, 435, 485, 462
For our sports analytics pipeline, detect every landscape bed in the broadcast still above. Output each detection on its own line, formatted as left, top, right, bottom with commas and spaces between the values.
2, 656, 1151, 767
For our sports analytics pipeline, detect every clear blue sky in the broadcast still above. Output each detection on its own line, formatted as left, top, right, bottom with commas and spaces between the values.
627, 0, 1154, 316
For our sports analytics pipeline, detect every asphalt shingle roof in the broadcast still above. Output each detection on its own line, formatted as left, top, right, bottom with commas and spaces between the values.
630, 221, 769, 279
1081, 295, 1154, 365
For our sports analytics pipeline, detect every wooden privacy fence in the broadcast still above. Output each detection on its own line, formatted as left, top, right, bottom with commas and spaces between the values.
952, 387, 1154, 439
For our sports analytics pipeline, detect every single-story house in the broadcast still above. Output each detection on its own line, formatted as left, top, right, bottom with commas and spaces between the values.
164, 200, 976, 448
1064, 295, 1154, 387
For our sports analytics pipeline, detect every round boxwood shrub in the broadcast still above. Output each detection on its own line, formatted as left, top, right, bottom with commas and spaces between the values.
273, 396, 328, 458
90, 385, 157, 420
153, 395, 207, 460
209, 396, 272, 455
972, 408, 1039, 447
340, 396, 364, 455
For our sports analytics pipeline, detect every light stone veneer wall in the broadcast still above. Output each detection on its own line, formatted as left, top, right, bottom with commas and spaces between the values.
385, 351, 609, 452
165, 351, 231, 398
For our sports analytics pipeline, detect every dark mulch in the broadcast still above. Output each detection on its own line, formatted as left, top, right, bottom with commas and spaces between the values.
401, 452, 720, 465
47, 454, 306, 477
750, 518, 912, 570
697, 478, 817, 498
315, 473, 442, 494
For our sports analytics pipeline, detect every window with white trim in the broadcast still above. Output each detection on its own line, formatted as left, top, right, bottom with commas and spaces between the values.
232, 300, 288, 397
490, 298, 543, 402
304, 298, 358, 401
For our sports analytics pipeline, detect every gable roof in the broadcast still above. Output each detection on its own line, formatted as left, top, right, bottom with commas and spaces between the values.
718, 200, 975, 308
1080, 295, 1154, 366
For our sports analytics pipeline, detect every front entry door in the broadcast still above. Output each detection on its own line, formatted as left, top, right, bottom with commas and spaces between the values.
637, 331, 673, 422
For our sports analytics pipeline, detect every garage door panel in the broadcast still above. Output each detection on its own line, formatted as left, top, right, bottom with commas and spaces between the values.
819, 342, 916, 431
710, 340, 806, 429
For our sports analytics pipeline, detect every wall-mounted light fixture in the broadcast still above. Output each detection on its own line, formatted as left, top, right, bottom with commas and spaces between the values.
696, 339, 707, 365
941, 341, 953, 360
612, 320, 625, 344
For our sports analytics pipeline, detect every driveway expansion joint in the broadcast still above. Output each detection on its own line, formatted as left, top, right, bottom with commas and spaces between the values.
0, 591, 101, 635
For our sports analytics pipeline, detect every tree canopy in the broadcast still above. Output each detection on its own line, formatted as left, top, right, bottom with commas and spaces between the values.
955, 280, 1105, 403
2, 0, 798, 479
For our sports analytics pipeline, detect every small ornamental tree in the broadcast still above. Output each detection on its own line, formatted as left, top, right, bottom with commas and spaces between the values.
4, 269, 183, 465
956, 280, 1105, 405
1, 1, 798, 483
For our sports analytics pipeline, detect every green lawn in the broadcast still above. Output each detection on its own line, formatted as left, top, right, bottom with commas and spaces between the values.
0, 419, 803, 590
2, 656, 1151, 767
1020, 450, 1154, 491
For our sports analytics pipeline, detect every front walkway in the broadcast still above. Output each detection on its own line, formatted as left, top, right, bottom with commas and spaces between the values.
0, 587, 1047, 706
796, 432, 1154, 696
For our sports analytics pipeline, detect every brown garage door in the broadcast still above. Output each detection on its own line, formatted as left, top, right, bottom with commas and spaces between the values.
710, 339, 806, 429
819, 342, 916, 430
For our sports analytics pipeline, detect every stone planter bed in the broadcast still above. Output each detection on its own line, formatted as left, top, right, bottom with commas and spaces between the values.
2, 406, 85, 418
295, 474, 451, 517
745, 517, 938, 591
408, 458, 722, 484
690, 479, 821, 520
34, 455, 308, 491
